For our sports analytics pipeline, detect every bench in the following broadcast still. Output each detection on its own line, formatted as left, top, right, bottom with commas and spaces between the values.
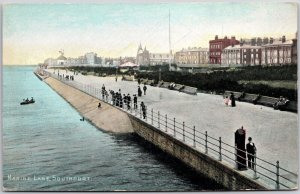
141, 79, 148, 84
257, 96, 279, 107
157, 81, 164, 87
283, 101, 297, 113
241, 93, 260, 104
174, 84, 185, 91
160, 82, 171, 88
223, 91, 243, 100
181, 86, 197, 95
145, 79, 155, 86
122, 75, 134, 81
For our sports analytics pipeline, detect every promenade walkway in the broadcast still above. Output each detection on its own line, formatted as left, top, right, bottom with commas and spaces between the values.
45, 69, 298, 190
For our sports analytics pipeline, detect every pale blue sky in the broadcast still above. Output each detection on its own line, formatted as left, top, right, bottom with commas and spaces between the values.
3, 2, 298, 64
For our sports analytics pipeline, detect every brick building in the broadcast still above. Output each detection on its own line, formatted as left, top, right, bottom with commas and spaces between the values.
209, 35, 239, 64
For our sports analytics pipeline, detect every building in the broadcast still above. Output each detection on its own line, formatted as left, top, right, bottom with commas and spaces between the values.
221, 44, 261, 66
57, 51, 67, 66
149, 53, 173, 65
174, 47, 209, 67
136, 44, 150, 66
261, 36, 295, 66
209, 35, 239, 64
292, 32, 298, 64
44, 58, 57, 67
84, 52, 102, 65
136, 43, 173, 66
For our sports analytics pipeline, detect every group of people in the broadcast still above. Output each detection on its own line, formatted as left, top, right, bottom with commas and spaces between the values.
22, 97, 34, 103
273, 96, 289, 110
235, 126, 257, 170
137, 85, 147, 97
97, 84, 147, 119
224, 92, 236, 107
57, 73, 75, 81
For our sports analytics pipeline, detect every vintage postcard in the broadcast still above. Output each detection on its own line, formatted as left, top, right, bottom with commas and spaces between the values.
2, 1, 298, 191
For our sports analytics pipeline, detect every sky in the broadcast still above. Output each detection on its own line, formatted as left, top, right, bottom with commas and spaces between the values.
2, 2, 298, 65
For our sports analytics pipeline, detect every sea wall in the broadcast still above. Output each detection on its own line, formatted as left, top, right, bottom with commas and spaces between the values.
128, 115, 268, 190
44, 77, 134, 133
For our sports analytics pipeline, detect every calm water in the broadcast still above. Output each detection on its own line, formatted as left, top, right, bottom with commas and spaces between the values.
2, 66, 222, 191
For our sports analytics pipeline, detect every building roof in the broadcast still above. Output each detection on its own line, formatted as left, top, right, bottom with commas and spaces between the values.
57, 55, 67, 60
262, 40, 293, 47
224, 44, 261, 50
178, 47, 209, 52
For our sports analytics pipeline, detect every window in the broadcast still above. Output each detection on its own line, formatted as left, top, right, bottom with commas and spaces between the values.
244, 49, 246, 52
256, 54, 258, 58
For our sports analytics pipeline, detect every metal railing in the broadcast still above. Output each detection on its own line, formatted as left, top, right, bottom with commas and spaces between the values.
43, 70, 298, 190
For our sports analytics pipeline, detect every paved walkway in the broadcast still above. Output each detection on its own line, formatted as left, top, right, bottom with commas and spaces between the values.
46, 69, 298, 189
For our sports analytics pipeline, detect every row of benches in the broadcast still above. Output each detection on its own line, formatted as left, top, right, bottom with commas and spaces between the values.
223, 91, 297, 113
140, 79, 198, 95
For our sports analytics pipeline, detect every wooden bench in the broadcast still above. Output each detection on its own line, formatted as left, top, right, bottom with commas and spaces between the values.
122, 75, 134, 81
241, 93, 260, 104
157, 81, 164, 87
160, 82, 171, 88
283, 101, 297, 113
181, 86, 197, 95
140, 78, 148, 84
257, 96, 279, 107
174, 84, 185, 91
223, 91, 243, 100
145, 79, 154, 86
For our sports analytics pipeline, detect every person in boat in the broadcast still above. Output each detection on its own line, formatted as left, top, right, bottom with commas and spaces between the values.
30, 97, 34, 102
25, 98, 29, 102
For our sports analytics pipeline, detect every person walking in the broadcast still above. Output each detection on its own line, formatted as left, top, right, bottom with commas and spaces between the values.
140, 101, 146, 119
127, 94, 131, 110
246, 137, 257, 169
133, 94, 138, 109
235, 126, 247, 170
230, 92, 236, 107
143, 85, 147, 95
138, 86, 142, 97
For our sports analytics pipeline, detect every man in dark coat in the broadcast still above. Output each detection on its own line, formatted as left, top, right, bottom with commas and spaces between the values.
140, 101, 146, 119
246, 137, 257, 169
138, 86, 142, 97
235, 126, 247, 170
133, 95, 138, 109
230, 92, 236, 107
143, 85, 147, 95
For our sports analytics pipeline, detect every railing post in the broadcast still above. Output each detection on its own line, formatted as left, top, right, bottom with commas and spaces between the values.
205, 131, 208, 154
140, 106, 142, 119
151, 108, 153, 125
158, 111, 160, 129
219, 137, 222, 161
254, 153, 258, 179
135, 103, 138, 116
145, 106, 147, 121
174, 118, 176, 137
235, 145, 238, 169
130, 101, 132, 114
165, 114, 168, 132
183, 122, 185, 142
276, 161, 280, 189
193, 126, 196, 147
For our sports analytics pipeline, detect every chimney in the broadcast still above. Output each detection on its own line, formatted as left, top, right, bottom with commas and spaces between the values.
282, 35, 286, 43
231, 36, 236, 40
224, 36, 227, 39
270, 38, 274, 44
215, 35, 218, 40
